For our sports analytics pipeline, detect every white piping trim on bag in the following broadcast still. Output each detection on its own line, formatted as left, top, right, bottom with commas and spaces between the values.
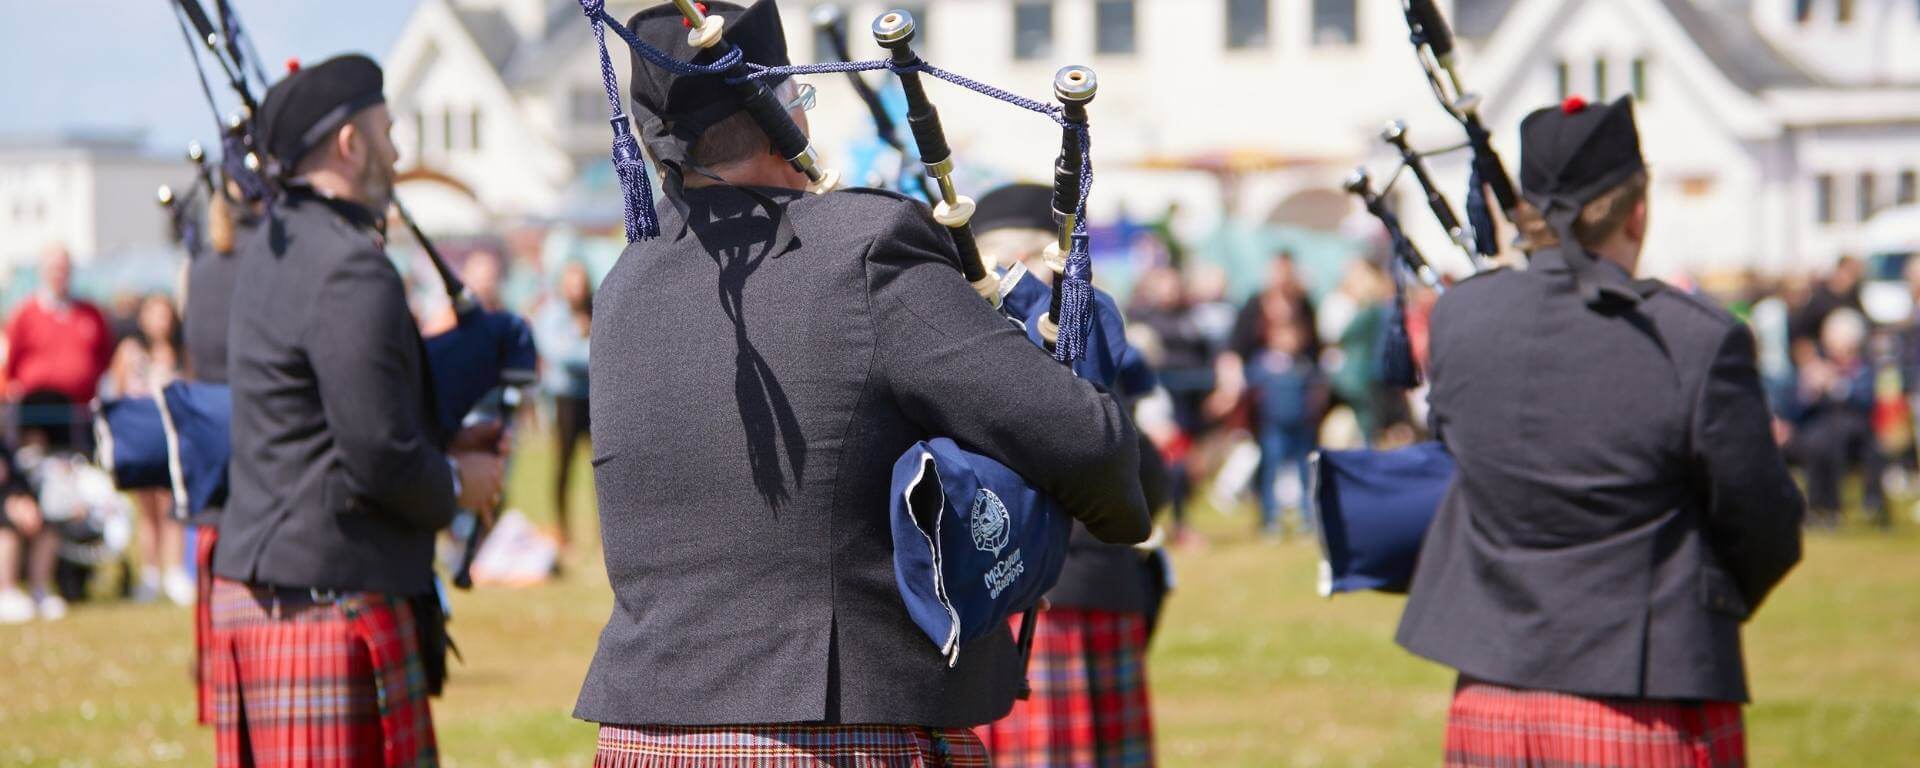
902, 451, 963, 667
155, 386, 190, 519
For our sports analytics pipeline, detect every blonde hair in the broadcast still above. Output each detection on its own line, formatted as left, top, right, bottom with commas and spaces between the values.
208, 190, 238, 255
1516, 171, 1650, 252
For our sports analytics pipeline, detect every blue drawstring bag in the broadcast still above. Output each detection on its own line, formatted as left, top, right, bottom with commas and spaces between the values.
890, 437, 1073, 666
1006, 275, 1155, 398
93, 397, 172, 490
161, 381, 233, 517
424, 308, 540, 431
1310, 442, 1455, 596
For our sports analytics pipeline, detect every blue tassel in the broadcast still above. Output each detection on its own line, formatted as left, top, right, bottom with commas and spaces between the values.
1466, 166, 1497, 257
1377, 264, 1421, 389
1054, 233, 1093, 363
610, 116, 659, 242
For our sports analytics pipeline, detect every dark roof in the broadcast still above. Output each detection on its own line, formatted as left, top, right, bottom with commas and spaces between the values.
1460, 0, 1817, 92
1657, 0, 1817, 92
501, 16, 589, 86
454, 8, 521, 71
1453, 0, 1519, 40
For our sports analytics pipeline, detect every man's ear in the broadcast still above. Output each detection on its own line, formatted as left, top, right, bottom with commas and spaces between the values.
1625, 199, 1649, 243
335, 121, 362, 166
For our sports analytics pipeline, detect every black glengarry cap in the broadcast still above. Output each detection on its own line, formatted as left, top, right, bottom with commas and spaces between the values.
625, 1, 792, 138
256, 54, 385, 175
1519, 95, 1644, 207
974, 184, 1058, 235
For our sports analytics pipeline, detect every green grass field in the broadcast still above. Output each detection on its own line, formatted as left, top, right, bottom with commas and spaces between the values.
4, 438, 1918, 766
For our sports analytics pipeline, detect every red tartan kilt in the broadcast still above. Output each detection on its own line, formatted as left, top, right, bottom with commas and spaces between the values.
1444, 677, 1746, 768
593, 724, 989, 767
193, 526, 219, 726
977, 608, 1155, 768
207, 578, 436, 767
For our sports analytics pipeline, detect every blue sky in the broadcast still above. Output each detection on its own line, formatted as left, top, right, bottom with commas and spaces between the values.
0, 0, 420, 153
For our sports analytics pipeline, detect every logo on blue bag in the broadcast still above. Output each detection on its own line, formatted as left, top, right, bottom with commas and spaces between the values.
969, 489, 1011, 557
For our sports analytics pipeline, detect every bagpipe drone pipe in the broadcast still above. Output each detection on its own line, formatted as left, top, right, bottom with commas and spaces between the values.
809, 4, 937, 206
573, 2, 1128, 686
1310, 0, 1527, 597
95, 0, 539, 525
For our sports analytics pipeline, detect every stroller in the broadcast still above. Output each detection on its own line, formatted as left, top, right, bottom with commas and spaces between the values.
9, 392, 133, 602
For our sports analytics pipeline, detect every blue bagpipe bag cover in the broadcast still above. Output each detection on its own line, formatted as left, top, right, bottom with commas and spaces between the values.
888, 269, 1146, 664
1311, 441, 1456, 596
423, 307, 540, 432
161, 380, 233, 515
94, 397, 172, 490
890, 437, 1072, 667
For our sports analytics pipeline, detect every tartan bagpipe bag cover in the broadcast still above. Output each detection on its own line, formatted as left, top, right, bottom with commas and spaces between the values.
1311, 441, 1455, 595
890, 437, 1073, 666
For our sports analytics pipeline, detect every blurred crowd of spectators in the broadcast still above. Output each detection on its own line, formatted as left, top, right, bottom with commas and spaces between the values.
1123, 245, 1916, 545
0, 238, 598, 622
1, 228, 1908, 620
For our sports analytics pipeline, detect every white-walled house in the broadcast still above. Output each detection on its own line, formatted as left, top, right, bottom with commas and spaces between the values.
0, 135, 188, 270
1466, 0, 1920, 278
383, 0, 1920, 276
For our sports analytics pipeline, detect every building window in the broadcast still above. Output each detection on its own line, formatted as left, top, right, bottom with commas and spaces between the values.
1816, 174, 1835, 224
1555, 60, 1570, 100
1593, 57, 1609, 100
1226, 0, 1269, 49
1794, 0, 1813, 22
1631, 57, 1649, 101
442, 108, 456, 153
1312, 0, 1358, 45
1838, 0, 1856, 23
1859, 172, 1877, 221
469, 109, 483, 152
1013, 2, 1053, 60
1095, 0, 1136, 55
1898, 170, 1917, 206
414, 111, 428, 160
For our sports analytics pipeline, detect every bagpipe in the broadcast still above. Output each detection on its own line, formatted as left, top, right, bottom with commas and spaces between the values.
100, 1, 538, 542
808, 4, 936, 205
575, 2, 1133, 690
1313, 0, 1521, 597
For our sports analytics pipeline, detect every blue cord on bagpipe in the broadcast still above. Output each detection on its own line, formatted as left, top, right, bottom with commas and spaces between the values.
575, 0, 1099, 364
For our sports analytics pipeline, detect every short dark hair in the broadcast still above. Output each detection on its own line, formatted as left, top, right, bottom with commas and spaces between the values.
688, 109, 772, 168
684, 80, 795, 168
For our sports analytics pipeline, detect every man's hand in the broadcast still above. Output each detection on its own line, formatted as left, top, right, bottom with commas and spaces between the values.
448, 421, 508, 455
453, 452, 505, 523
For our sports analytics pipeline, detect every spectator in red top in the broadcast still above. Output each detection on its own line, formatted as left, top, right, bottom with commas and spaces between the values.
4, 245, 113, 411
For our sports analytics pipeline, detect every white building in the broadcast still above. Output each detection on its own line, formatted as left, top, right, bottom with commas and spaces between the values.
0, 134, 190, 270
386, 0, 1920, 276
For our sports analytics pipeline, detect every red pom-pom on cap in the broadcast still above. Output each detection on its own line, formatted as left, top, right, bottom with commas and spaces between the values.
682, 2, 709, 27
285, 57, 301, 73
1561, 95, 1588, 114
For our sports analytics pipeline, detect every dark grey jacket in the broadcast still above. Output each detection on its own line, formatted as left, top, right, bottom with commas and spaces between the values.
577, 186, 1151, 728
214, 187, 456, 596
1046, 431, 1170, 613
1396, 250, 1804, 702
184, 245, 240, 385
